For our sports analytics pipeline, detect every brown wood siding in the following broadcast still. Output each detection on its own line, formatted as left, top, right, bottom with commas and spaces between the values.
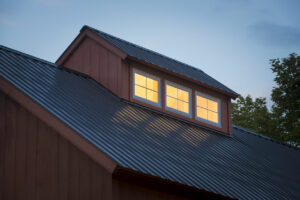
129, 61, 231, 134
111, 167, 226, 200
0, 91, 112, 200
112, 179, 190, 200
62, 37, 129, 100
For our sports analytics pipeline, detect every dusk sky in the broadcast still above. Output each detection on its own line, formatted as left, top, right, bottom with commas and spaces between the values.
1, 0, 300, 106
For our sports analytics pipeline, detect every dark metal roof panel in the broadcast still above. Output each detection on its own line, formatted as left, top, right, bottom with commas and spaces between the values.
0, 45, 299, 200
83, 26, 239, 97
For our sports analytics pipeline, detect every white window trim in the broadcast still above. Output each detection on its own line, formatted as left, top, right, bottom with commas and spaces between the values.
195, 91, 222, 128
133, 68, 162, 107
165, 80, 192, 118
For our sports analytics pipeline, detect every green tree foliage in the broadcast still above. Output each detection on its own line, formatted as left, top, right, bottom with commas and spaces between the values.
270, 53, 300, 145
232, 53, 300, 146
232, 95, 277, 139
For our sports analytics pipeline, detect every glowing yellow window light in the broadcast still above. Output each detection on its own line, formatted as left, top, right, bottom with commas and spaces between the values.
166, 84, 189, 114
134, 72, 158, 103
196, 95, 219, 124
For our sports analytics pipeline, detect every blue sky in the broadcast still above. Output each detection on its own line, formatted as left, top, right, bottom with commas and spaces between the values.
1, 0, 300, 106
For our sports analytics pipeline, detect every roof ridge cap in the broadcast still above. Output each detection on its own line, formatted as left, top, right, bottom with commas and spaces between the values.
232, 125, 300, 150
83, 26, 205, 73
0, 44, 58, 68
0, 44, 93, 80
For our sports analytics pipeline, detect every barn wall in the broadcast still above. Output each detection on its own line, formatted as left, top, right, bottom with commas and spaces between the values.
0, 91, 112, 200
112, 179, 189, 200
62, 37, 130, 100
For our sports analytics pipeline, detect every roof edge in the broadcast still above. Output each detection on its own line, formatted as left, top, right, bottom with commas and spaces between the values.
0, 44, 91, 80
56, 26, 127, 66
0, 76, 119, 173
127, 56, 239, 99
0, 45, 58, 68
233, 125, 300, 150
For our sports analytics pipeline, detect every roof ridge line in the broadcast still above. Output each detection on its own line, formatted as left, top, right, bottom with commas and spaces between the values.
232, 125, 300, 150
0, 44, 58, 68
0, 44, 94, 80
83, 25, 205, 73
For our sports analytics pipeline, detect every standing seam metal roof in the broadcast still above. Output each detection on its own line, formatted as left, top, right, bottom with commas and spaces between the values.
0, 45, 299, 200
83, 26, 239, 97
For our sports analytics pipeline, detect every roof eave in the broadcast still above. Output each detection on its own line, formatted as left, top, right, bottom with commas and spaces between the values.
127, 56, 239, 99
56, 27, 127, 66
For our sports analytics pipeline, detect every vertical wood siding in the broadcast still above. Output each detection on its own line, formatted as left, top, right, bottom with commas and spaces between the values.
63, 37, 129, 100
0, 91, 112, 200
112, 179, 189, 200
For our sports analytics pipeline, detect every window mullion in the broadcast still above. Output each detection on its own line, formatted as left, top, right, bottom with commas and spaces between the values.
133, 69, 160, 106
206, 99, 208, 119
145, 78, 148, 99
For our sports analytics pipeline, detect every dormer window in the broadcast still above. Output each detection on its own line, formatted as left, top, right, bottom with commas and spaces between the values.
133, 69, 161, 107
196, 92, 221, 127
165, 81, 192, 117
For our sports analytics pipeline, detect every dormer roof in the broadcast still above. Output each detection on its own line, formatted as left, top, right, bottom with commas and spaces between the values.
61, 25, 239, 98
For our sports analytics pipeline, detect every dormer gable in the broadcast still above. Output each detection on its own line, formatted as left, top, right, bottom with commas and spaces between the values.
56, 25, 239, 134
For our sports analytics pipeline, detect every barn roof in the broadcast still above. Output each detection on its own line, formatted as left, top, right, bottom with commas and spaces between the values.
0, 45, 299, 200
82, 26, 239, 97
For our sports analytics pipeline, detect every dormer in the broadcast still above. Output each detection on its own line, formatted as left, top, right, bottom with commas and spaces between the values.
56, 26, 239, 134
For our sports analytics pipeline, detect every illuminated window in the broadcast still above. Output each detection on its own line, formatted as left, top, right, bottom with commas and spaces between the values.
196, 92, 221, 127
165, 81, 191, 117
133, 69, 161, 107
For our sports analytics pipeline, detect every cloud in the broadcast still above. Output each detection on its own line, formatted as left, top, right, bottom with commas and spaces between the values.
248, 22, 300, 47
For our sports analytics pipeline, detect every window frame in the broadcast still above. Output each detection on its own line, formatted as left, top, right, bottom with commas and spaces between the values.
165, 80, 192, 118
195, 91, 222, 128
132, 68, 162, 107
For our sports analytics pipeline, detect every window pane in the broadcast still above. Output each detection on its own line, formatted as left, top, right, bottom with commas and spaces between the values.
135, 85, 146, 98
147, 90, 158, 103
207, 99, 218, 112
147, 78, 158, 92
197, 96, 207, 108
166, 85, 177, 98
178, 100, 189, 113
208, 111, 218, 123
135, 73, 146, 87
197, 107, 207, 119
178, 89, 189, 102
166, 96, 177, 110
